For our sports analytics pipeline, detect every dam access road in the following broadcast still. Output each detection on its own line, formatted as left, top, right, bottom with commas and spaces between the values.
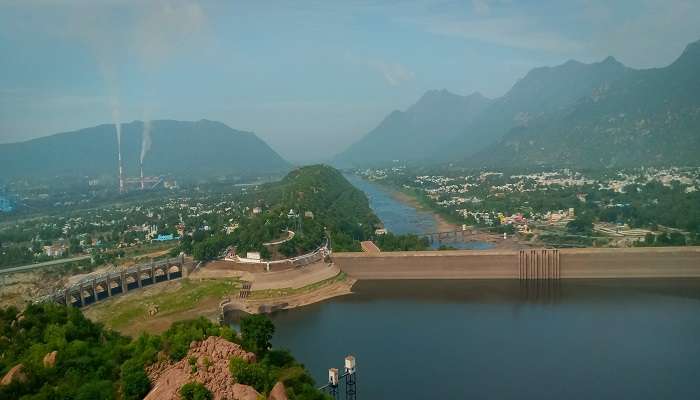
333, 246, 700, 280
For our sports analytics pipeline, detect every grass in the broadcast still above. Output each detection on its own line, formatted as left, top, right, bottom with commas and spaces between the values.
89, 278, 240, 330
247, 272, 346, 300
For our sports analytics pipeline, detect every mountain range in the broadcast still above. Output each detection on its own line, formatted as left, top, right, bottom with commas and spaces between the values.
335, 38, 700, 168
0, 119, 290, 180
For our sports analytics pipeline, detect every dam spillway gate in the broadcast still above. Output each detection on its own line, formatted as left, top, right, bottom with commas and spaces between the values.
519, 249, 560, 280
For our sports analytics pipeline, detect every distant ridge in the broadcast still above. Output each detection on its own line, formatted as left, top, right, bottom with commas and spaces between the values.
336, 38, 700, 168
0, 119, 290, 179
333, 89, 490, 166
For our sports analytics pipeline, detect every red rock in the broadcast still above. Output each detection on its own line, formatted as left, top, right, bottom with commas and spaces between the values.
43, 351, 58, 368
144, 336, 257, 400
0, 364, 26, 386
268, 381, 288, 400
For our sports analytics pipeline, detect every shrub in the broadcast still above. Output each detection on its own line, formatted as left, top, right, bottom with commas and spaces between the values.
179, 382, 212, 400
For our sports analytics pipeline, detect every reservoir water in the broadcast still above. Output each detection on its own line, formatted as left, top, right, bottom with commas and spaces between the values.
267, 174, 700, 399
271, 280, 700, 399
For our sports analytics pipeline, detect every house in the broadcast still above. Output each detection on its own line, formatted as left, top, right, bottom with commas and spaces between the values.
153, 234, 175, 242
252, 207, 262, 215
304, 211, 314, 219
374, 228, 388, 235
43, 244, 66, 257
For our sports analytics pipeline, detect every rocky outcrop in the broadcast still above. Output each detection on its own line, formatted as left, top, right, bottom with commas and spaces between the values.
43, 351, 58, 368
1, 364, 26, 386
268, 381, 288, 400
144, 336, 257, 400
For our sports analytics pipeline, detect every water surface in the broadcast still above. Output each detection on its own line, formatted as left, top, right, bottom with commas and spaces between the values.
271, 279, 700, 399
344, 174, 494, 250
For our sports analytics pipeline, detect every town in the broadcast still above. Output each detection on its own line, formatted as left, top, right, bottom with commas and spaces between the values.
357, 166, 700, 248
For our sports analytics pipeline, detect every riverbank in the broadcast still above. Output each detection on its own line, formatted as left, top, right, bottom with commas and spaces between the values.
391, 189, 456, 232
388, 184, 532, 250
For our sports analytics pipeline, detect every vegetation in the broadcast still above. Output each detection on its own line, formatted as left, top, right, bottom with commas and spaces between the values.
87, 278, 240, 332
374, 233, 430, 251
186, 165, 381, 261
0, 304, 327, 400
240, 314, 275, 356
179, 382, 212, 400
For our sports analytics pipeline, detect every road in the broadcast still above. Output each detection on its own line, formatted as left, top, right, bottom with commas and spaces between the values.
0, 255, 91, 275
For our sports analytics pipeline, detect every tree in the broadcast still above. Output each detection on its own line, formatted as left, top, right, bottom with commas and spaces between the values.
120, 359, 151, 400
179, 382, 212, 400
567, 215, 594, 234
229, 358, 270, 393
240, 314, 275, 356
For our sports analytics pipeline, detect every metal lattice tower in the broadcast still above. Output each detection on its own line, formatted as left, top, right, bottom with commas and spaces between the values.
345, 355, 357, 400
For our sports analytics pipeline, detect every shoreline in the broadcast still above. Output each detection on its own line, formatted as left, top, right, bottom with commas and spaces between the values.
390, 189, 456, 232
224, 277, 356, 315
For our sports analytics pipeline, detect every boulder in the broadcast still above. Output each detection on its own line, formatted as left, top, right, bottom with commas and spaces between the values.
232, 383, 260, 400
0, 364, 26, 386
43, 351, 58, 368
268, 381, 288, 400
144, 336, 257, 400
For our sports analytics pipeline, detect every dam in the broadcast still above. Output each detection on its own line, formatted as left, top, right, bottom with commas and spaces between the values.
333, 246, 700, 280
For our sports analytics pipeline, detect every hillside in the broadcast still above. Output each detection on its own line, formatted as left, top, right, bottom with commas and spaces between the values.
336, 38, 700, 168
187, 165, 380, 258
245, 165, 380, 252
473, 40, 700, 167
0, 119, 290, 179
333, 90, 491, 166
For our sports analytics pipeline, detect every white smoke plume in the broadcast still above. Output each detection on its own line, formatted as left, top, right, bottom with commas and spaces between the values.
111, 106, 122, 148
140, 118, 152, 163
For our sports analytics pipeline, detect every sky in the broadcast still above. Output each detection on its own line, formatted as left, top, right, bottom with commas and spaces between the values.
1, 0, 700, 163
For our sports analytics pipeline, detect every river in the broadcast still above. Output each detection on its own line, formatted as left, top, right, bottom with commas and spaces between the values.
266, 175, 700, 399
343, 174, 494, 250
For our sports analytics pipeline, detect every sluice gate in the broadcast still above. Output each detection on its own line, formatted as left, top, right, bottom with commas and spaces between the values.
518, 249, 560, 280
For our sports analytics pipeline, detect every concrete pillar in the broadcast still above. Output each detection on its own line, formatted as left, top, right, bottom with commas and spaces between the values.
79, 284, 85, 307
65, 290, 71, 306
150, 262, 156, 284
121, 270, 128, 293
91, 279, 97, 302
137, 266, 142, 288
106, 274, 112, 297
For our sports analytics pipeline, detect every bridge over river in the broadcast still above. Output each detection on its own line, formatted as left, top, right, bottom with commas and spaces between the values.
40, 255, 188, 307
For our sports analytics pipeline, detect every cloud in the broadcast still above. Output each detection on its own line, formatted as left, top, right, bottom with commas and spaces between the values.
409, 14, 584, 55
133, 1, 208, 70
471, 0, 491, 16
345, 54, 415, 86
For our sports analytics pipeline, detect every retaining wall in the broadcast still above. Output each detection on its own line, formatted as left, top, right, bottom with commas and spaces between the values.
333, 247, 700, 280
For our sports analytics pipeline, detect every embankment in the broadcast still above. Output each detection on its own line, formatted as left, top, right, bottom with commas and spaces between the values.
333, 247, 700, 279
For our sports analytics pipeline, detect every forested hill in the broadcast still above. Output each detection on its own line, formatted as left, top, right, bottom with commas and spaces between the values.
0, 119, 290, 179
186, 165, 381, 259
244, 165, 381, 252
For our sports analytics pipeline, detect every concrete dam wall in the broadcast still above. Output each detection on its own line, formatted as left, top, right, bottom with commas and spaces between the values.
333, 247, 700, 280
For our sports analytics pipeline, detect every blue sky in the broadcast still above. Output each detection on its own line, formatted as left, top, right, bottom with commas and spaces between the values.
1, 0, 699, 162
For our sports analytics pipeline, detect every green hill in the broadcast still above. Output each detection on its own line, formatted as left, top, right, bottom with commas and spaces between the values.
0, 119, 290, 180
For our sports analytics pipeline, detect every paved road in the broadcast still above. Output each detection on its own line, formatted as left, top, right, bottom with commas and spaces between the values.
0, 255, 91, 275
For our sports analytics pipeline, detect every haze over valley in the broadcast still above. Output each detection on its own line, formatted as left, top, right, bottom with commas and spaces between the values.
2, 2, 700, 400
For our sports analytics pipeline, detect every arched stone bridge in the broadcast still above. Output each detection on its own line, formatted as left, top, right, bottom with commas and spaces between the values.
48, 255, 188, 308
